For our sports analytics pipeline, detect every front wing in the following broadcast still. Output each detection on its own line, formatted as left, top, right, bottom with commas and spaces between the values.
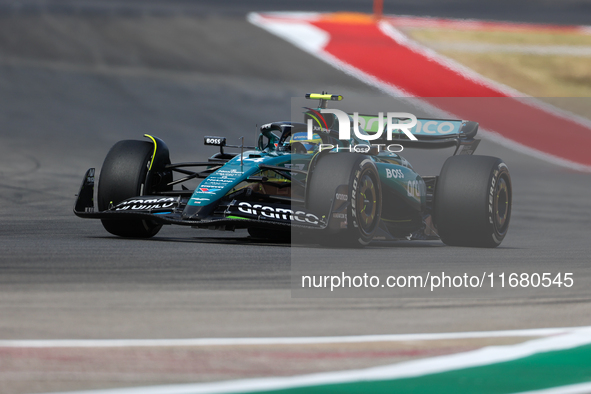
73, 168, 327, 231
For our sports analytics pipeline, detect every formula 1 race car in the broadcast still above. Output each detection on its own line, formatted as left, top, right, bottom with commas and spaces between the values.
74, 93, 512, 247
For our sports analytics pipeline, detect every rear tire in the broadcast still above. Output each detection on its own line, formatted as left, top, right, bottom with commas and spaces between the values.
434, 155, 512, 248
306, 153, 382, 247
98, 140, 163, 238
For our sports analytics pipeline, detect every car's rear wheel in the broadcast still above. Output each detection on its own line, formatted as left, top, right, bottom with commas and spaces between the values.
98, 140, 164, 238
434, 155, 512, 248
306, 153, 382, 247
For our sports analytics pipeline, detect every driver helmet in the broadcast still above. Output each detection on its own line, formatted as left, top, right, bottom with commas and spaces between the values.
289, 131, 322, 153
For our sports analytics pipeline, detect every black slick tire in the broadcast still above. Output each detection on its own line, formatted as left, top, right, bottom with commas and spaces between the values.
97, 140, 162, 238
434, 155, 512, 248
306, 153, 382, 247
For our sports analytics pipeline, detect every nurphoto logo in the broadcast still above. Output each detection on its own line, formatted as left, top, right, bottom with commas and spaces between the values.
306, 108, 418, 153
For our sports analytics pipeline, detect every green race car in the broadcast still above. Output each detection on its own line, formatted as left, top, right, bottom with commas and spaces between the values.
74, 93, 512, 247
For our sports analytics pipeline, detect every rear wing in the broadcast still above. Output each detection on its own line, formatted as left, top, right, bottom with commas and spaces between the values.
302, 93, 480, 154
354, 114, 480, 154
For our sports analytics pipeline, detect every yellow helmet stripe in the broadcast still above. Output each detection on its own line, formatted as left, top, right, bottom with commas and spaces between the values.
307, 112, 324, 130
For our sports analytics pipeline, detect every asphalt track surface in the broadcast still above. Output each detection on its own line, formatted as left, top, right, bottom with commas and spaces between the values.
1, 1, 590, 347
2, 0, 591, 24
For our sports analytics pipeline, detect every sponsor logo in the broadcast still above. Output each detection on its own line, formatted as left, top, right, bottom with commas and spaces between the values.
414, 120, 455, 135
237, 202, 319, 225
488, 169, 499, 224
204, 136, 227, 146
385, 168, 404, 179
114, 197, 176, 211
357, 116, 460, 136
350, 168, 360, 227
205, 137, 223, 145
291, 132, 320, 142
198, 187, 221, 193
406, 180, 422, 198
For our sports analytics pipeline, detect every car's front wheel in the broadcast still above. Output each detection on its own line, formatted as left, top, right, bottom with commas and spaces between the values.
97, 140, 164, 238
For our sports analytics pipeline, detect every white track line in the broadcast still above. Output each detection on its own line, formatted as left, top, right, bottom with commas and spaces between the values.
0, 326, 586, 348
36, 327, 591, 394
0, 326, 591, 348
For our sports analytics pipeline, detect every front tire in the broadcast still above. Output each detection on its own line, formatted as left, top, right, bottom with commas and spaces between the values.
306, 153, 382, 247
434, 155, 512, 248
98, 140, 164, 238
